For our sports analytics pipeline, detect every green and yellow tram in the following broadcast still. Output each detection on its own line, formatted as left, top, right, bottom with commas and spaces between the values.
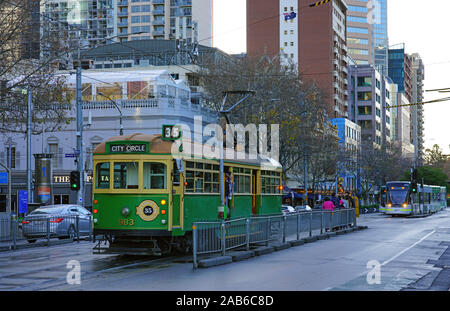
92, 133, 283, 255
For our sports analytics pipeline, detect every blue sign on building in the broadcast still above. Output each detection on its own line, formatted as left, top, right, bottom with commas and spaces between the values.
0, 172, 8, 184
18, 190, 28, 214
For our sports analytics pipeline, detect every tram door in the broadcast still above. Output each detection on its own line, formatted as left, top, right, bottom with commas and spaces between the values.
252, 170, 258, 215
171, 160, 184, 230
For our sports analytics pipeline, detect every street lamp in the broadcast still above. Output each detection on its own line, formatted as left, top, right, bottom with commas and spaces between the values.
97, 92, 124, 136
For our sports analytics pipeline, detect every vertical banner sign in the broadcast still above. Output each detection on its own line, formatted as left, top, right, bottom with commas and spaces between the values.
34, 154, 53, 204
18, 190, 28, 214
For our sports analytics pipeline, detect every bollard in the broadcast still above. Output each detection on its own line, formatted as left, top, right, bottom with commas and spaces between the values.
297, 213, 300, 240
246, 218, 250, 251
192, 224, 198, 269
282, 215, 287, 243
266, 218, 270, 246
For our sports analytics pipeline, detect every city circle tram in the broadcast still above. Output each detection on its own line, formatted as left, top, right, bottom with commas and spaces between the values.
92, 132, 283, 255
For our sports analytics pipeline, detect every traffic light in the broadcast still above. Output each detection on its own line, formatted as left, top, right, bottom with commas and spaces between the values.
412, 168, 418, 182
70, 171, 80, 191
411, 181, 418, 193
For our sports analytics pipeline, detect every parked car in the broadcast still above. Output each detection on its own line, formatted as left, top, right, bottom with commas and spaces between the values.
294, 205, 312, 212
22, 205, 92, 243
281, 205, 296, 215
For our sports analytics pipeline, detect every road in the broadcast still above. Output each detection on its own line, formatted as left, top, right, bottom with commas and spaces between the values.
0, 209, 449, 291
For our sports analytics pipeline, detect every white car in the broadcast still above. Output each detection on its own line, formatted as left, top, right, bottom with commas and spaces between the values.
295, 205, 312, 212
281, 205, 296, 215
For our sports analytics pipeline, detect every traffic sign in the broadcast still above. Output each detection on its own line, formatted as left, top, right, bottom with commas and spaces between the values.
65, 153, 77, 158
18, 190, 27, 214
0, 172, 8, 184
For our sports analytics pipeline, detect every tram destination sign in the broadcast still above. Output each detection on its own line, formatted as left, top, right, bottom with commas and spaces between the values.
108, 142, 149, 154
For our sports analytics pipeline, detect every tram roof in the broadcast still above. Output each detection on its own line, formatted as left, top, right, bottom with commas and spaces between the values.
93, 133, 282, 170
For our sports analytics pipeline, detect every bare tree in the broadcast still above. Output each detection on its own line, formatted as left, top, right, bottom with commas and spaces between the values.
0, 0, 73, 135
198, 54, 330, 176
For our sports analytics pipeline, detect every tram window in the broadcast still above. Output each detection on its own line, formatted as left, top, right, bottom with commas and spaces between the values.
113, 162, 139, 189
233, 167, 251, 194
261, 170, 281, 194
95, 162, 110, 189
185, 161, 219, 193
143, 163, 166, 189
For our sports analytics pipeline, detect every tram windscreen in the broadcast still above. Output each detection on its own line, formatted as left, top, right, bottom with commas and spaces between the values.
387, 183, 410, 204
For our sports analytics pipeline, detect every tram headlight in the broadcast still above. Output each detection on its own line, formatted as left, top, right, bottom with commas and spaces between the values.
387, 203, 392, 208
402, 203, 408, 208
160, 199, 167, 206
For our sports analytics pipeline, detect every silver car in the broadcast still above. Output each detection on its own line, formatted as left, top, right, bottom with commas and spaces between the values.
22, 205, 92, 243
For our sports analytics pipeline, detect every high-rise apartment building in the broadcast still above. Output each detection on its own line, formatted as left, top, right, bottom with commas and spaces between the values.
410, 53, 425, 166
348, 64, 392, 148
41, 0, 213, 51
247, 0, 349, 119
388, 45, 413, 103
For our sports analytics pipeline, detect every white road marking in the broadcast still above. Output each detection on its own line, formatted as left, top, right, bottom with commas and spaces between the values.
381, 230, 436, 267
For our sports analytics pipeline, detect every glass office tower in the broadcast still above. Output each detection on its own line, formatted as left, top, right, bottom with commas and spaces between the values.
372, 0, 388, 75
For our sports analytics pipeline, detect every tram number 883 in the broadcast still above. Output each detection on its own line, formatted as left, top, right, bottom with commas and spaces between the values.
119, 219, 135, 226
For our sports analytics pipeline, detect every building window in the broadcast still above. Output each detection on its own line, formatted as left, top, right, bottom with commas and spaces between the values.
357, 91, 372, 101
357, 76, 372, 87
358, 106, 372, 115
347, 26, 369, 34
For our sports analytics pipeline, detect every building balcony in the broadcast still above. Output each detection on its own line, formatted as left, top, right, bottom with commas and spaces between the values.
153, 0, 165, 4
152, 29, 165, 36
177, 0, 192, 6
152, 8, 165, 15
117, 1, 128, 6
152, 19, 165, 25
118, 11, 129, 17
117, 22, 128, 27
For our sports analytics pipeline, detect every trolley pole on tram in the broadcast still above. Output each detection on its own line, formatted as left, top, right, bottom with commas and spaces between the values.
219, 91, 255, 216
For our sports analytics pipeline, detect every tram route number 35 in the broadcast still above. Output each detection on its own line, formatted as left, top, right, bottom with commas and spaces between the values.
162, 124, 182, 141
119, 219, 135, 226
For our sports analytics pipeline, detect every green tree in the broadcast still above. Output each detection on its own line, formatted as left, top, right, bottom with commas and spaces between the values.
403, 166, 448, 189
424, 144, 448, 169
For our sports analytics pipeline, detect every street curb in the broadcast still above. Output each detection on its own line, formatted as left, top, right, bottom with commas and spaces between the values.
228, 251, 255, 262
198, 256, 232, 268
303, 236, 318, 243
289, 240, 305, 247
253, 246, 275, 256
317, 234, 329, 240
326, 232, 337, 237
272, 242, 291, 251
336, 230, 346, 235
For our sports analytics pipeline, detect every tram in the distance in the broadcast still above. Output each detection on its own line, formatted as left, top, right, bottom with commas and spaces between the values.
380, 181, 447, 216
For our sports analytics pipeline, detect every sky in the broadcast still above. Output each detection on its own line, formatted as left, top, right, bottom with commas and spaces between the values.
212, 0, 450, 154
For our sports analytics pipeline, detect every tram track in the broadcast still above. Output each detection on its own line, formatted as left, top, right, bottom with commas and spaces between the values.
0, 240, 185, 291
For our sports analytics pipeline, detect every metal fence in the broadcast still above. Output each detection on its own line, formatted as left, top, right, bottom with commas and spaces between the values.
0, 214, 93, 250
193, 208, 357, 268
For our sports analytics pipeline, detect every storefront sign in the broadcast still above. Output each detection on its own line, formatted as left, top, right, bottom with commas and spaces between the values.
18, 190, 27, 214
53, 174, 93, 184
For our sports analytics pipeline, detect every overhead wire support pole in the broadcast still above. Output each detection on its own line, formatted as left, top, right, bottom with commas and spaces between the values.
27, 88, 33, 206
